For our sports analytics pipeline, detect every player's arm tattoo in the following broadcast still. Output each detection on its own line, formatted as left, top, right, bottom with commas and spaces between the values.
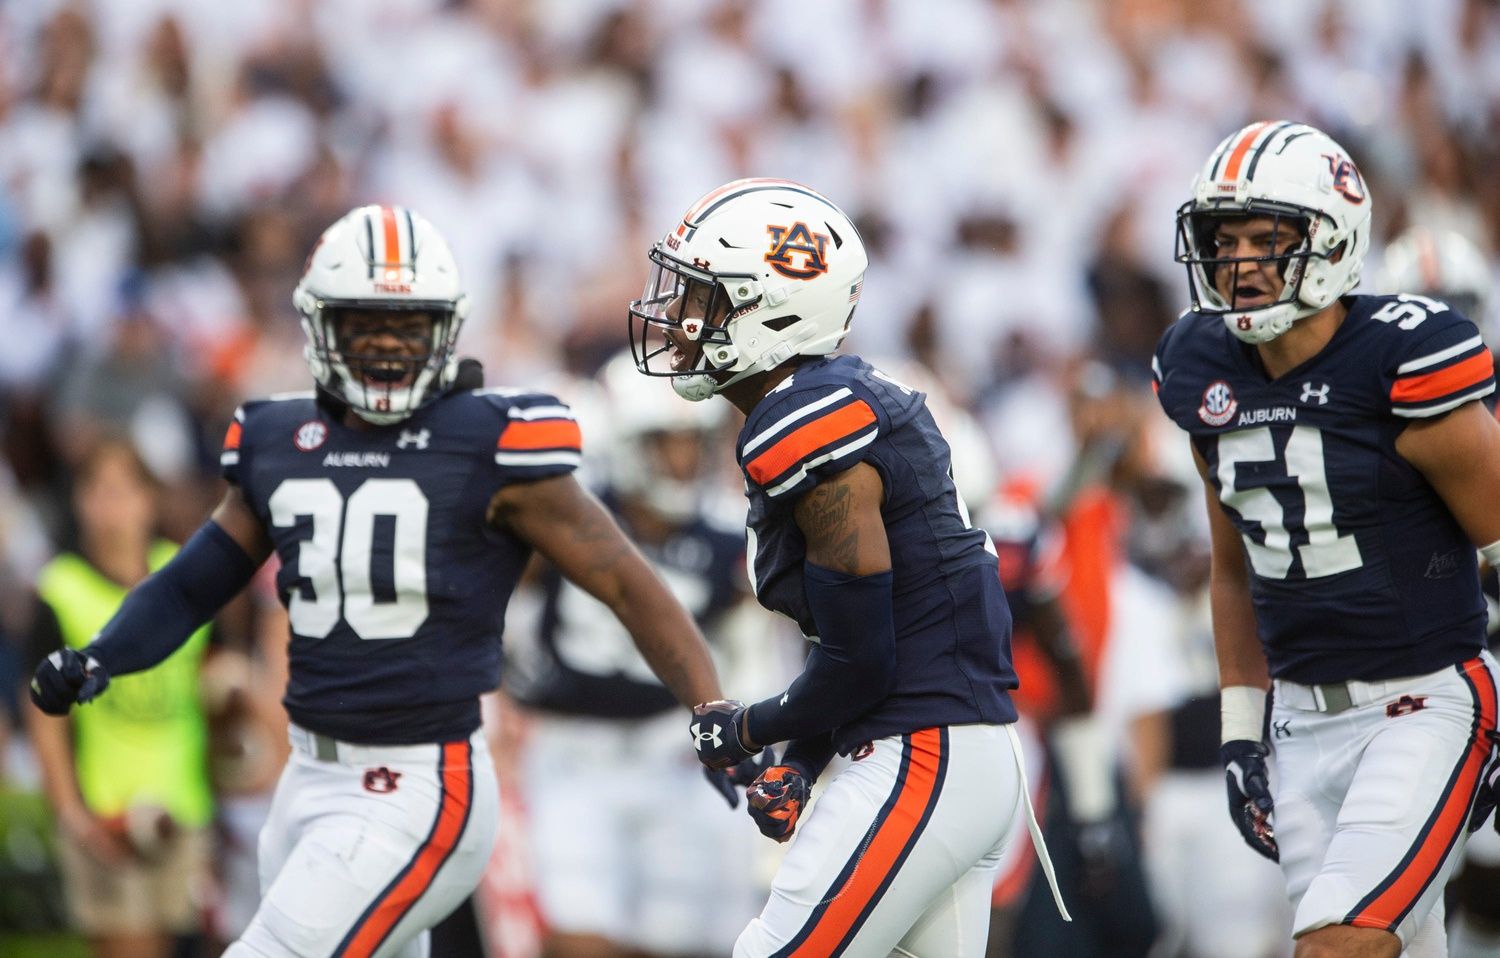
795, 463, 891, 575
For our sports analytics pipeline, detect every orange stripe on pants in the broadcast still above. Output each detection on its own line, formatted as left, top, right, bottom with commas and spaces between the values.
341, 742, 473, 957
785, 728, 944, 957
1348, 658, 1498, 930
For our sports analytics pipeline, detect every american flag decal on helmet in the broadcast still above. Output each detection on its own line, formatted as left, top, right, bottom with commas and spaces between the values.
849, 280, 862, 303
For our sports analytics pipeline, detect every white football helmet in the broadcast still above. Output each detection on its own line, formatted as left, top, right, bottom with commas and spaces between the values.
293, 205, 469, 424
1177, 121, 1372, 344
629, 178, 868, 401
1379, 226, 1493, 324
598, 351, 726, 522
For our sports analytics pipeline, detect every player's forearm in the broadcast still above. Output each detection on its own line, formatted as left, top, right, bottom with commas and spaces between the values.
611, 564, 723, 707
1208, 573, 1269, 690
88, 522, 259, 676
743, 563, 896, 747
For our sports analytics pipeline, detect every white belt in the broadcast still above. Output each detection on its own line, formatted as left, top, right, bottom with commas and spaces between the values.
1271, 670, 1438, 714
287, 723, 468, 765
1006, 723, 1071, 922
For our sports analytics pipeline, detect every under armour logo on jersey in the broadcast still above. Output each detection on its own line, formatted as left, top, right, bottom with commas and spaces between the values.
397, 428, 430, 449
1385, 695, 1428, 718
1300, 382, 1331, 405
691, 723, 723, 751
1272, 720, 1292, 739
363, 767, 402, 793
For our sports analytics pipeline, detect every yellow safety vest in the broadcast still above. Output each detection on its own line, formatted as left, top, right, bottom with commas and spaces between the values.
35, 543, 213, 826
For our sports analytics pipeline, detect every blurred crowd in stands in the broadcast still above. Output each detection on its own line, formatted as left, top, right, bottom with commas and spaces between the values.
2, 0, 1499, 955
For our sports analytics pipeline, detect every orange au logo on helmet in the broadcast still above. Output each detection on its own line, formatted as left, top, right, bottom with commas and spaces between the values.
765, 222, 831, 280
1321, 154, 1366, 204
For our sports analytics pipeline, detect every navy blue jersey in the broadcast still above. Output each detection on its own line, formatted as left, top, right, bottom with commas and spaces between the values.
508, 490, 745, 719
738, 355, 1018, 753
221, 388, 582, 744
1153, 294, 1495, 683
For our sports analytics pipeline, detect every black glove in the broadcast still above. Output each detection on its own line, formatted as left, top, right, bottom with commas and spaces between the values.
746, 764, 811, 842
690, 700, 760, 770
1469, 730, 1500, 834
702, 752, 776, 809
30, 649, 110, 716
1221, 739, 1278, 862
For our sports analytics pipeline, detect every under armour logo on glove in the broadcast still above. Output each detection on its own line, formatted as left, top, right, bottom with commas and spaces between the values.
692, 723, 723, 750
1221, 739, 1278, 862
689, 700, 760, 770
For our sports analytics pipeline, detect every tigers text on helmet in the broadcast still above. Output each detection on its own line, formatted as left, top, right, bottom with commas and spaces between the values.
628, 178, 868, 401
1176, 121, 1371, 345
293, 205, 469, 425
1379, 226, 1493, 326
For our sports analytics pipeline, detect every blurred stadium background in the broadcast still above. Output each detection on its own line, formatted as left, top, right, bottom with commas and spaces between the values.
2, 0, 1498, 956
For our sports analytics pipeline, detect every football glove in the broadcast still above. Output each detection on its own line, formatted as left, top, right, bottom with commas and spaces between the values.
1221, 739, 1278, 862
30, 649, 110, 716
746, 764, 811, 843
690, 700, 760, 770
702, 752, 776, 809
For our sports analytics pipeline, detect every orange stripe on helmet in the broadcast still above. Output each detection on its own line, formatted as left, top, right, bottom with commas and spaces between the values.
498, 419, 583, 451
682, 177, 812, 226
785, 728, 944, 957
746, 400, 877, 486
1222, 121, 1273, 181
342, 741, 473, 958
223, 421, 243, 451
379, 206, 402, 268
1348, 658, 1497, 930
1390, 351, 1493, 404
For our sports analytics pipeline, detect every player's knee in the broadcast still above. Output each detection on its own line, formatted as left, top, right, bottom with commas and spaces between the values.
1293, 924, 1401, 958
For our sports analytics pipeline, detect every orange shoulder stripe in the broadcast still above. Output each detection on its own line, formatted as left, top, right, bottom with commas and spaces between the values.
746, 400, 876, 486
223, 421, 243, 451
498, 419, 582, 451
1390, 350, 1493, 403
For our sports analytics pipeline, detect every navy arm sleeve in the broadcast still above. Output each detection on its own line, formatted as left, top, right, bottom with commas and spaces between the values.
85, 522, 260, 676
744, 562, 897, 748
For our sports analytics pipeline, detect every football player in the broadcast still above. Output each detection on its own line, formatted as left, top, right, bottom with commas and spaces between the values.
629, 179, 1066, 957
1379, 225, 1500, 958
505, 351, 761, 958
29, 204, 726, 958
1155, 121, 1500, 958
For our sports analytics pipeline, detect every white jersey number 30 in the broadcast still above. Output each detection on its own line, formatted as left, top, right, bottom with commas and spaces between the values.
269, 478, 430, 639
